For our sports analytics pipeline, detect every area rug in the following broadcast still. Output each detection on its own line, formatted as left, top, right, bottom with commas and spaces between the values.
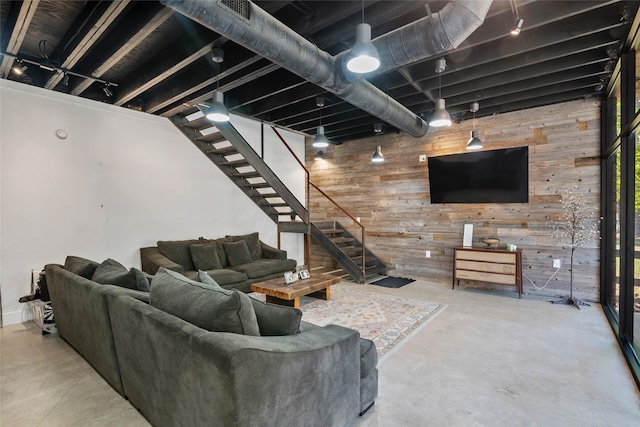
369, 276, 415, 288
251, 284, 446, 360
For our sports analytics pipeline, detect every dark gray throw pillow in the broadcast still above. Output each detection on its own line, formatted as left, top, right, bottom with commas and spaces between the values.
150, 268, 260, 336
92, 260, 150, 292
227, 232, 262, 261
199, 270, 300, 336
249, 298, 302, 336
190, 243, 223, 271
64, 255, 99, 279
223, 240, 253, 266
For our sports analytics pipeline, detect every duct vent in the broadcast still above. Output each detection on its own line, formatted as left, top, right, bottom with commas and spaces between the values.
220, 0, 250, 20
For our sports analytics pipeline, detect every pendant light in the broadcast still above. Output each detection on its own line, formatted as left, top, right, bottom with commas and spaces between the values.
466, 102, 483, 150
371, 122, 384, 162
509, 0, 524, 35
201, 47, 230, 122
313, 96, 330, 148
429, 58, 451, 127
346, 0, 380, 74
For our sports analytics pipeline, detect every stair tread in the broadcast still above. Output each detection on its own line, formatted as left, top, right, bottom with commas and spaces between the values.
221, 159, 251, 167
232, 171, 262, 178
330, 237, 354, 243
196, 133, 227, 143
254, 192, 279, 198
240, 182, 272, 188
207, 146, 239, 155
320, 228, 344, 234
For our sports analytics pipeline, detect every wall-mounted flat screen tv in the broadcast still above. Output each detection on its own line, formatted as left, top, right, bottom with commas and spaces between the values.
427, 147, 529, 204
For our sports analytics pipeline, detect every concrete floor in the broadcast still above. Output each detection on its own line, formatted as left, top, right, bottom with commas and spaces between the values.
2, 280, 639, 426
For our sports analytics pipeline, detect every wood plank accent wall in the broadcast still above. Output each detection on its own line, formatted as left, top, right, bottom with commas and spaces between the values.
306, 100, 602, 301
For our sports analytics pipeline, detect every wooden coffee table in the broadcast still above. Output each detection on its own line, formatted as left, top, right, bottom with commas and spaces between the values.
251, 275, 341, 308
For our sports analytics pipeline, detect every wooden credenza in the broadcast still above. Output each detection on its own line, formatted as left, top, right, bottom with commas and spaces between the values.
453, 246, 522, 298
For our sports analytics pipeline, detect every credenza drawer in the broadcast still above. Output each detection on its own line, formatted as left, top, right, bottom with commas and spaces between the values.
455, 250, 516, 264
456, 260, 516, 275
455, 269, 517, 285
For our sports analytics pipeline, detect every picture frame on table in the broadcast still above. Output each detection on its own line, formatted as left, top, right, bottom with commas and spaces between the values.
299, 269, 310, 280
284, 271, 297, 285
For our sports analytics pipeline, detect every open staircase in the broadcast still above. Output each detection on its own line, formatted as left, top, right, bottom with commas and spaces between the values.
169, 112, 386, 283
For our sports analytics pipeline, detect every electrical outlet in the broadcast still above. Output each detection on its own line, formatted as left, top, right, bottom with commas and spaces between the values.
425, 250, 431, 258
553, 259, 561, 268
419, 154, 427, 162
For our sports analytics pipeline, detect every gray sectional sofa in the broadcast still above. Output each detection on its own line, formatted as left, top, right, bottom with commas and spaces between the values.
46, 255, 378, 427
141, 232, 297, 293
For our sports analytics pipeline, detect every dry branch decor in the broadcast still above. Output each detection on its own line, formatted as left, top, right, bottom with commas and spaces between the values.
553, 186, 600, 308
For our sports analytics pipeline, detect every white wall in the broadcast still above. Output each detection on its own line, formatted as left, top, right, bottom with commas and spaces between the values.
0, 80, 305, 326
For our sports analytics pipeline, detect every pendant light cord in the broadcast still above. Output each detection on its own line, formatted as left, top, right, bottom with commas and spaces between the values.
361, 0, 364, 22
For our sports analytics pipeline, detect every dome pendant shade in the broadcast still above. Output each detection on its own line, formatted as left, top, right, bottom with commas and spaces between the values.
204, 91, 230, 122
313, 125, 330, 148
429, 99, 451, 127
371, 145, 384, 162
346, 23, 380, 73
466, 130, 483, 150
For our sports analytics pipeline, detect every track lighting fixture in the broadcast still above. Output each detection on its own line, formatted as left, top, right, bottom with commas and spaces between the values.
314, 151, 324, 161
429, 58, 451, 128
103, 84, 113, 97
466, 102, 483, 150
346, 0, 380, 73
509, 0, 524, 35
313, 97, 330, 147
11, 59, 27, 75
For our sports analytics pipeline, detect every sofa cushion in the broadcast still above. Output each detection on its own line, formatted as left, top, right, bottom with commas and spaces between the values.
227, 232, 261, 261
200, 270, 300, 336
150, 268, 259, 336
92, 260, 150, 292
157, 239, 201, 271
231, 258, 297, 279
190, 243, 223, 271
64, 255, 100, 279
359, 338, 378, 378
201, 237, 232, 268
203, 268, 248, 286
250, 297, 302, 336
223, 240, 253, 267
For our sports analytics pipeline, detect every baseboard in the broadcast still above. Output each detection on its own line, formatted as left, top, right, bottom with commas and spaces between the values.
2, 306, 33, 327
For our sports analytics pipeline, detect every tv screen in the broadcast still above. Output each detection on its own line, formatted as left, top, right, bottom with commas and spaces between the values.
427, 147, 529, 204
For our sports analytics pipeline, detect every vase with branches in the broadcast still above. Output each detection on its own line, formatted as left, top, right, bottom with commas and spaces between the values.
552, 186, 600, 309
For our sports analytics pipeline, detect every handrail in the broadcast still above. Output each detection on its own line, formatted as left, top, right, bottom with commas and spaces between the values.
270, 126, 365, 280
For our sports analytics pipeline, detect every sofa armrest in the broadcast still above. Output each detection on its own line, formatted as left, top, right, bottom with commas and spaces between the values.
140, 247, 183, 275
260, 241, 287, 260
107, 293, 361, 427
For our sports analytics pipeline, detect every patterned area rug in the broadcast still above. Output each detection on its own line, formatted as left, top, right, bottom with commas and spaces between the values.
252, 284, 446, 360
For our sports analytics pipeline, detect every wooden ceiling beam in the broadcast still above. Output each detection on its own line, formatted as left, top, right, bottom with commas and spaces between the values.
0, 0, 40, 77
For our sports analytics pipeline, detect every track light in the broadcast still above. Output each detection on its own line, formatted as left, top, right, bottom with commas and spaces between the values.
313, 126, 330, 148
511, 17, 524, 35
314, 151, 324, 161
103, 85, 113, 97
11, 60, 27, 75
371, 146, 384, 163
509, 0, 524, 35
429, 58, 451, 127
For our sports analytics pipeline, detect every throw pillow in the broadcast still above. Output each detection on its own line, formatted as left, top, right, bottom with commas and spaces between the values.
223, 240, 253, 266
227, 232, 261, 261
197, 270, 222, 288
150, 268, 259, 336
64, 255, 99, 279
92, 260, 150, 292
190, 243, 223, 271
250, 298, 302, 336
199, 270, 300, 335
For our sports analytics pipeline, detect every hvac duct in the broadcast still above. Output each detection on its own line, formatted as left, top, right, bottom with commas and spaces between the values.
161, 0, 492, 139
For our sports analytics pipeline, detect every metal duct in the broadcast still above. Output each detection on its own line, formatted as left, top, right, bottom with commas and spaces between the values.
160, 0, 492, 139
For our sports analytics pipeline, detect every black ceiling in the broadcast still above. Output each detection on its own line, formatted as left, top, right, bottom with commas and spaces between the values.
1, 0, 637, 144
